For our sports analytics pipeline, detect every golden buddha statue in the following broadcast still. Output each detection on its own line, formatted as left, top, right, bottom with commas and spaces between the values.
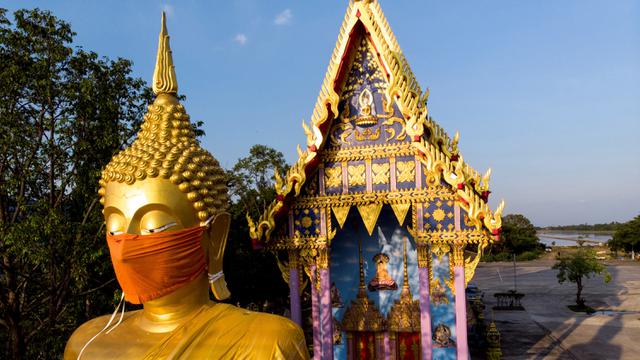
64, 13, 308, 360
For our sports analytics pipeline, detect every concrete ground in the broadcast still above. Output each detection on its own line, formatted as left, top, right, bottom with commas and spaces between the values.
474, 260, 640, 360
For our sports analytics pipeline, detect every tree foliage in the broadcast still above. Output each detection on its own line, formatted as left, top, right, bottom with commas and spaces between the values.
485, 214, 543, 261
224, 144, 291, 311
607, 215, 640, 254
0, 8, 152, 359
553, 249, 611, 307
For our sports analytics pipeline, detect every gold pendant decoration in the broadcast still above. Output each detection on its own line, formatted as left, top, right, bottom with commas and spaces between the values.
332, 206, 351, 229
390, 202, 411, 226
357, 203, 383, 236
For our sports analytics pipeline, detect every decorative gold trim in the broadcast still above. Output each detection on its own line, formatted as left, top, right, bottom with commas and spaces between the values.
248, 0, 506, 243
415, 229, 490, 245
322, 143, 415, 162
292, 188, 454, 209
332, 206, 351, 229
390, 202, 411, 226
417, 245, 430, 269
357, 203, 384, 236
317, 247, 330, 270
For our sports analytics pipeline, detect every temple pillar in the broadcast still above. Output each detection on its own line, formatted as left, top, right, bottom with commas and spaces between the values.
319, 247, 334, 359
417, 245, 433, 360
288, 250, 302, 327
310, 263, 322, 360
453, 244, 469, 360
383, 333, 390, 360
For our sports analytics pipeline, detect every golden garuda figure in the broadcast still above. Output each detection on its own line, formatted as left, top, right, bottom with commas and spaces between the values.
64, 13, 308, 360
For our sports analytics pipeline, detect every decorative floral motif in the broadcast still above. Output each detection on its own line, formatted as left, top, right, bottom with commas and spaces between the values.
396, 161, 415, 183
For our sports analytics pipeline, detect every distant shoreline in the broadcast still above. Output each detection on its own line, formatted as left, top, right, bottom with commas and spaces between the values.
537, 229, 614, 236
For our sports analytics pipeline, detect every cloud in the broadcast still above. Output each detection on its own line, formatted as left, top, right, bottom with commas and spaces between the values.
274, 9, 293, 25
161, 4, 174, 17
233, 33, 248, 46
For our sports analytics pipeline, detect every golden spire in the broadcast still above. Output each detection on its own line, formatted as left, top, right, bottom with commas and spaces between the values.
153, 12, 178, 95
400, 236, 412, 302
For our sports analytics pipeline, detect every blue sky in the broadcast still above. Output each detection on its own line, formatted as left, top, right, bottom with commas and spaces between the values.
1, 0, 638, 226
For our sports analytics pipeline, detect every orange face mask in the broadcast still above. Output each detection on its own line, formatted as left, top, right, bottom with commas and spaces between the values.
106, 225, 207, 304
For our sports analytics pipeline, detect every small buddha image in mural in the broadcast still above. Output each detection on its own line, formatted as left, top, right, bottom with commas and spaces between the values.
368, 252, 398, 291
430, 279, 449, 306
331, 282, 344, 308
355, 87, 377, 126
433, 323, 456, 348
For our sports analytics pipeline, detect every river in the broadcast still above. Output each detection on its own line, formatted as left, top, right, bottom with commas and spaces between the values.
536, 232, 612, 247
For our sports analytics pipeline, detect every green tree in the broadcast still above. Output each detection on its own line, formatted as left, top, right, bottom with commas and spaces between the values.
224, 144, 291, 311
608, 215, 640, 257
0, 8, 152, 359
486, 214, 542, 260
553, 249, 611, 308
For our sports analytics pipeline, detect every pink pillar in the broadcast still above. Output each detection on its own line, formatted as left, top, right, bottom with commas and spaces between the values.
454, 266, 469, 360
320, 267, 334, 359
289, 266, 302, 327
310, 264, 322, 360
383, 333, 391, 360
418, 266, 433, 360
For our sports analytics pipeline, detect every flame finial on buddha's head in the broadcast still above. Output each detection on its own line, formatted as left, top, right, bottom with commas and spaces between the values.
98, 13, 228, 222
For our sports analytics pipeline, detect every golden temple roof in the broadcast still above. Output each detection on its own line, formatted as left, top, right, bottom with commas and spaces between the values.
249, 0, 504, 244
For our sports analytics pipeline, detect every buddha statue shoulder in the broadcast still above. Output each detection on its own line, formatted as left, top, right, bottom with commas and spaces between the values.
64, 13, 308, 360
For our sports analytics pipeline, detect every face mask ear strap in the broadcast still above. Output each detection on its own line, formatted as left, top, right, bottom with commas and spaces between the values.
202, 215, 215, 228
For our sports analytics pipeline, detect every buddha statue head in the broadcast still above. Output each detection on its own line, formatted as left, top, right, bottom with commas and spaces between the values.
98, 12, 230, 303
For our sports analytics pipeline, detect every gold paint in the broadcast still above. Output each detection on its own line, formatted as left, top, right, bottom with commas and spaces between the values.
324, 166, 342, 190
371, 162, 390, 185
357, 203, 384, 236
354, 127, 381, 141
417, 245, 430, 269
390, 202, 411, 226
66, 14, 307, 360
152, 12, 178, 95
317, 247, 330, 270
432, 208, 446, 222
249, 0, 505, 246
355, 87, 377, 126
396, 161, 415, 183
341, 237, 386, 332
347, 164, 366, 186
432, 243, 450, 261
332, 206, 351, 229
452, 244, 465, 267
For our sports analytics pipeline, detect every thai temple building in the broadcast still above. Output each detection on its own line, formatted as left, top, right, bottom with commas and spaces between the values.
249, 1, 505, 359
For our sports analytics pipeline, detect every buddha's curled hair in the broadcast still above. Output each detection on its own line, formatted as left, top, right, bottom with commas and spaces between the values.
99, 100, 228, 220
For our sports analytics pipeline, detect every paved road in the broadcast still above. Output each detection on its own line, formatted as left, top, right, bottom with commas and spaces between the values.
474, 260, 640, 360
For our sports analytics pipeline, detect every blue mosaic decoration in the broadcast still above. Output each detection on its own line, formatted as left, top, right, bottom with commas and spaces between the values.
423, 198, 456, 232
292, 208, 321, 238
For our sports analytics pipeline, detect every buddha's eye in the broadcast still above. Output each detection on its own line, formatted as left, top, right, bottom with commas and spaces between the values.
109, 230, 124, 236
141, 222, 177, 235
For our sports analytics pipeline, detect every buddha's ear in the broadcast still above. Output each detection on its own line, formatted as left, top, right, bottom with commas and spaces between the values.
206, 212, 231, 300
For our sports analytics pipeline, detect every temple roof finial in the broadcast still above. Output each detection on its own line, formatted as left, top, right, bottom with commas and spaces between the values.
153, 12, 178, 95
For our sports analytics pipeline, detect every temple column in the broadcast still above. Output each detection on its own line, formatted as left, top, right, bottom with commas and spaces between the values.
383, 333, 390, 360
318, 247, 334, 359
310, 263, 322, 360
453, 244, 469, 360
417, 245, 433, 360
288, 250, 302, 327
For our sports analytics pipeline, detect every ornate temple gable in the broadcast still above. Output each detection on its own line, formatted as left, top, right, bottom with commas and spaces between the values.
248, 0, 504, 245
